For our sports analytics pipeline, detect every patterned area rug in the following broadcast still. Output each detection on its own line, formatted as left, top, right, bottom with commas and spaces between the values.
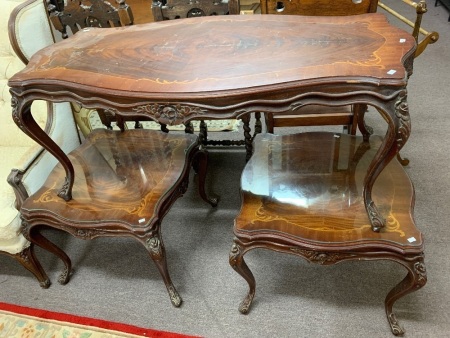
0, 302, 196, 338
89, 112, 241, 132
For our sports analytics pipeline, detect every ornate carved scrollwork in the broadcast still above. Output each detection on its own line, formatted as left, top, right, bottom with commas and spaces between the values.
74, 228, 106, 239
104, 107, 118, 116
289, 247, 356, 264
367, 201, 385, 232
239, 292, 254, 314
18, 249, 30, 263
20, 220, 32, 241
394, 90, 411, 151
58, 266, 71, 284
229, 242, 242, 268
57, 176, 72, 201
7, 169, 28, 209
413, 261, 427, 288
132, 104, 207, 125
10, 95, 24, 130
146, 236, 163, 260
388, 313, 404, 336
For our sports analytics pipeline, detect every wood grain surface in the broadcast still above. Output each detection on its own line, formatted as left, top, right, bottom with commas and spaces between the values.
9, 14, 415, 95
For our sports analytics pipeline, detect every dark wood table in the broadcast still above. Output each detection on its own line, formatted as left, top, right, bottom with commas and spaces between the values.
9, 13, 415, 231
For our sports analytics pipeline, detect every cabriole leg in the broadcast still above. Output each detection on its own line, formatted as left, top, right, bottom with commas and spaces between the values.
14, 244, 50, 288
194, 149, 218, 207
229, 242, 256, 314
144, 232, 182, 307
22, 222, 72, 285
385, 256, 427, 336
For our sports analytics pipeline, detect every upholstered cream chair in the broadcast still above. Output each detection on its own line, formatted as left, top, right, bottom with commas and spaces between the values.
0, 0, 81, 286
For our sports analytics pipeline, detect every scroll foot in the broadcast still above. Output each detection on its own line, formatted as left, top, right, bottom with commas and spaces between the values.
58, 266, 72, 285
167, 285, 183, 307
397, 153, 410, 166
387, 313, 405, 336
239, 292, 255, 314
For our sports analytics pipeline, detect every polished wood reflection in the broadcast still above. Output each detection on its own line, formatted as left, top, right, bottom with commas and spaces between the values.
230, 132, 425, 336
23, 129, 199, 226
9, 14, 416, 229
21, 129, 217, 307
236, 132, 421, 248
10, 14, 414, 94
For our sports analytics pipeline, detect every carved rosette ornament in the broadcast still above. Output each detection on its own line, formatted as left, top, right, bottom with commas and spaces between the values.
394, 90, 411, 152
289, 248, 356, 265
146, 236, 163, 260
132, 104, 207, 125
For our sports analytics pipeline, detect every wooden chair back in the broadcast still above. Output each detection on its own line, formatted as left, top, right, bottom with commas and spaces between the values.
262, 0, 379, 138
152, 0, 239, 21
260, 0, 378, 15
48, 0, 133, 39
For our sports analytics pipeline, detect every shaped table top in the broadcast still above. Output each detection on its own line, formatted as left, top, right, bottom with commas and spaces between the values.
9, 14, 415, 99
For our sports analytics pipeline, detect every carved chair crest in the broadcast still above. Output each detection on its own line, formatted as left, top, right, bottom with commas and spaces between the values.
47, 0, 133, 39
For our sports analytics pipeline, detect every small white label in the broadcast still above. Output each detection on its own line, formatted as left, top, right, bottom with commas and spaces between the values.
387, 69, 397, 75
399, 38, 406, 43
334, 134, 340, 138
407, 237, 417, 243
138, 218, 146, 223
